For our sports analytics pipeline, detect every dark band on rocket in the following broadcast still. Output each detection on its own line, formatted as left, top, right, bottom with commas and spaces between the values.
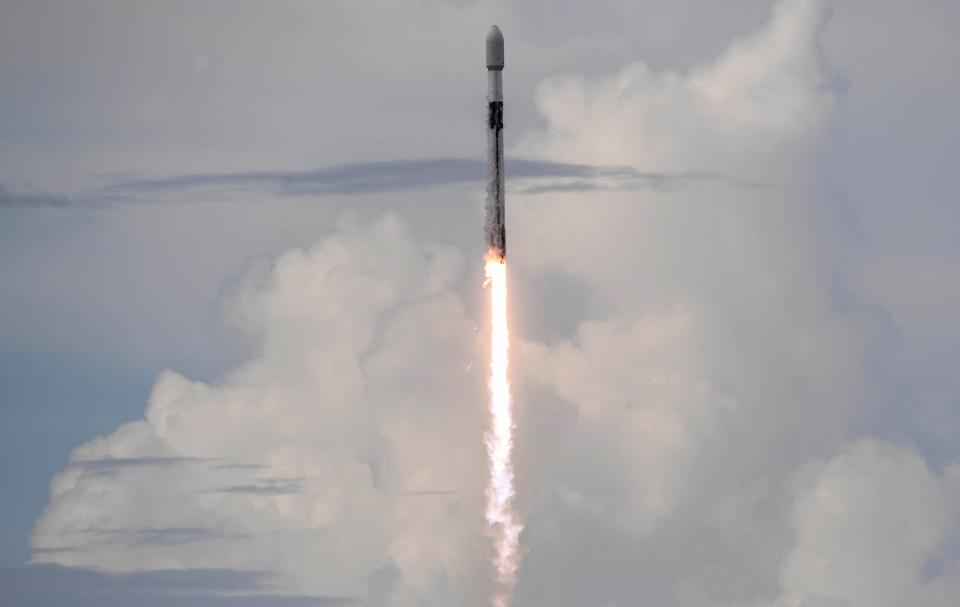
488, 101, 503, 130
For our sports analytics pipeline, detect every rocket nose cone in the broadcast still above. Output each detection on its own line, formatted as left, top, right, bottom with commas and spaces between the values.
486, 25, 504, 70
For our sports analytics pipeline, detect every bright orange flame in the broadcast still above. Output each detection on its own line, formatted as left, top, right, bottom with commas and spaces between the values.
484, 253, 522, 607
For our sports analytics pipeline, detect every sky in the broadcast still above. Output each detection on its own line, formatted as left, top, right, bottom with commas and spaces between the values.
1, 0, 959, 605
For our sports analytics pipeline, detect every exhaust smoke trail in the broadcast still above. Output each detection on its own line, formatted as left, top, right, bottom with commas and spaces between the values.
484, 253, 522, 607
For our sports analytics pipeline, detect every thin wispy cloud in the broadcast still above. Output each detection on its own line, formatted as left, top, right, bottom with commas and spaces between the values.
1, 160, 757, 212
0, 184, 71, 208
105, 158, 758, 200
1, 564, 358, 607
38, 526, 246, 550
68, 457, 209, 470
212, 478, 306, 496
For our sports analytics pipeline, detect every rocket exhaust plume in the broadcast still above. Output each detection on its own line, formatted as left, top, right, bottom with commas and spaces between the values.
484, 25, 521, 607
484, 255, 522, 607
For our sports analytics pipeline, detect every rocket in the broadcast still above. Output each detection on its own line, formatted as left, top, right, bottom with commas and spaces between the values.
485, 25, 506, 262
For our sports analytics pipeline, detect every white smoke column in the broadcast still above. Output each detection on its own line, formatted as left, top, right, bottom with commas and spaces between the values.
484, 255, 522, 607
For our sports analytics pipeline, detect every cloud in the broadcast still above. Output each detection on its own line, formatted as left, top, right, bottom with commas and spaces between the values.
103, 158, 755, 202
31, 214, 492, 605
518, 0, 845, 176
68, 456, 209, 470
3, 160, 756, 212
211, 478, 306, 496
27, 1, 960, 606
779, 440, 960, 607
0, 564, 355, 607
0, 184, 71, 208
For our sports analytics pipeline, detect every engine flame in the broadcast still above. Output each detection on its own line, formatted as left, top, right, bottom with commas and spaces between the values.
484, 253, 522, 607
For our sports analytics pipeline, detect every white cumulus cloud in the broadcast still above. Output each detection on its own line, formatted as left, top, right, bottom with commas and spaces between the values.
32, 216, 492, 604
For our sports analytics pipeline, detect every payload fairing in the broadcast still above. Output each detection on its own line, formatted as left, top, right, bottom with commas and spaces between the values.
485, 25, 506, 262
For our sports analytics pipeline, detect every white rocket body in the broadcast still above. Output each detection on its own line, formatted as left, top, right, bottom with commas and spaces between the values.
486, 25, 506, 262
